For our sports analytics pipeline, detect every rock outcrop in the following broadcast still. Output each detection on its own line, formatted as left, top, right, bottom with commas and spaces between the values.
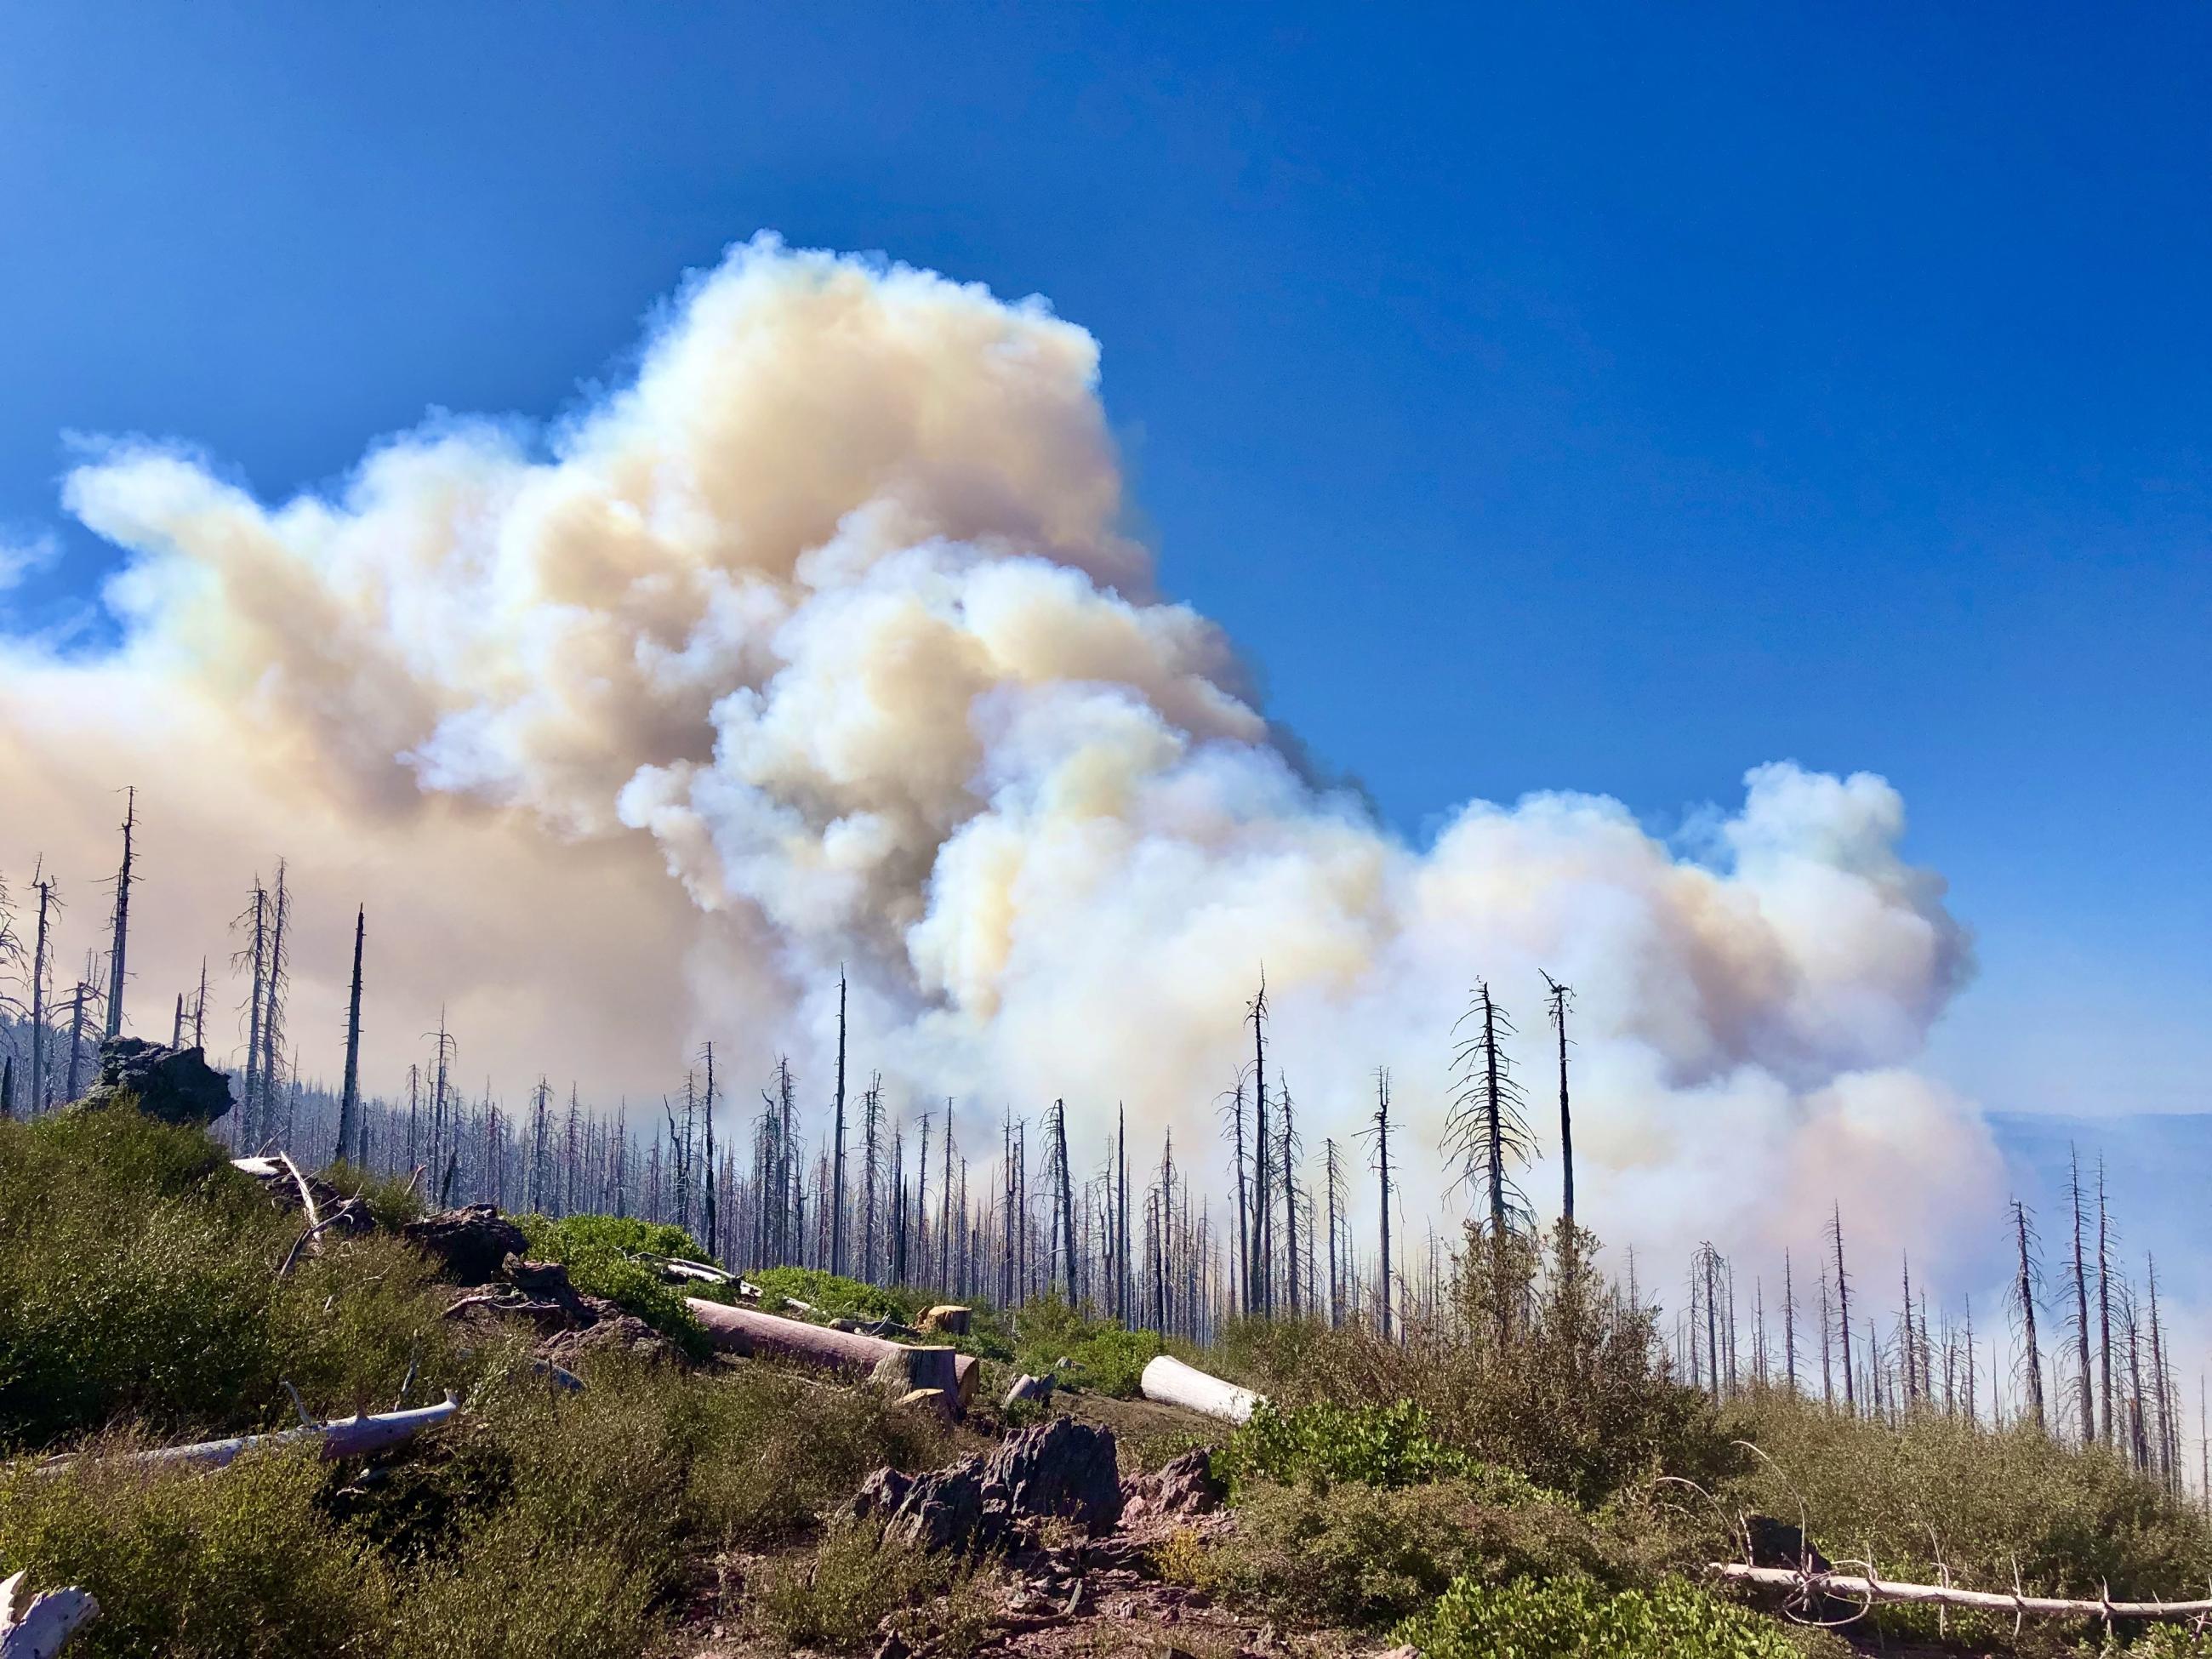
849, 1417, 1124, 1554
78, 1038, 231, 1125
401, 1205, 528, 1284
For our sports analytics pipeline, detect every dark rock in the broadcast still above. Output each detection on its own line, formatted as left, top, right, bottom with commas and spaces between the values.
862, 1417, 1122, 1555
848, 1466, 914, 1525
1120, 1447, 1224, 1521
979, 1416, 1122, 1538
538, 1301, 676, 1367
400, 1205, 527, 1284
1746, 1514, 1831, 1575
79, 1038, 231, 1125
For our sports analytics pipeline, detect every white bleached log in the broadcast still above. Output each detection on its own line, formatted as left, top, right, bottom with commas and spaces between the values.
1140, 1354, 1265, 1424
1710, 1562, 2212, 1622
38, 1396, 460, 1474
0, 1571, 99, 1659
684, 1298, 960, 1399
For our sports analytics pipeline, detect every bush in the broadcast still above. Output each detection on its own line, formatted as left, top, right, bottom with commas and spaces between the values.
513, 1213, 710, 1357
0, 1441, 393, 1657
750, 1265, 915, 1326
1210, 1475, 1623, 1628
1224, 1225, 1740, 1504
1727, 1392, 2212, 1608
1394, 1574, 1812, 1659
0, 1107, 465, 1450
1217, 1400, 1536, 1492
1006, 1293, 1160, 1396
749, 1522, 978, 1651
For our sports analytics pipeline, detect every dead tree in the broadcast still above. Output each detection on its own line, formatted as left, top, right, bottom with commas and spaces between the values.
258, 863, 291, 1139
1278, 1079, 1301, 1314
2097, 1157, 2116, 1446
103, 787, 135, 1041
1220, 1075, 1250, 1316
1051, 1098, 1076, 1299
237, 880, 268, 1137
1829, 1204, 1856, 1411
861, 1071, 883, 1283
830, 967, 848, 1276
702, 1045, 717, 1255
1782, 1248, 1797, 1392
2067, 1145, 2095, 1443
2013, 1198, 2046, 1434
1364, 1066, 1394, 1341
1447, 980, 1532, 1238
334, 906, 365, 1167
1324, 1137, 1345, 1327
28, 864, 54, 1112
1117, 1103, 1130, 1323
1542, 972, 1575, 1227
1248, 976, 1271, 1314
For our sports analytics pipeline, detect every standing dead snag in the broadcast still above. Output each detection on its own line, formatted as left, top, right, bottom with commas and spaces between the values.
1278, 1079, 1301, 1314
2012, 1198, 2046, 1434
28, 863, 54, 1113
2097, 1157, 2115, 1447
334, 905, 365, 1167
1542, 972, 1575, 1229
1828, 1203, 1855, 1411
1248, 974, 1271, 1314
1447, 980, 1533, 1240
830, 966, 848, 1276
102, 787, 134, 1042
2067, 1145, 2095, 1444
1364, 1066, 1394, 1340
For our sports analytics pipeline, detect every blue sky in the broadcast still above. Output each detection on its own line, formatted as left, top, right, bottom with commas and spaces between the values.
3, 3, 2205, 1115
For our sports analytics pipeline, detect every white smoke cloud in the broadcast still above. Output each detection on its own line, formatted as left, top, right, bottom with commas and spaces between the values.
0, 234, 2004, 1292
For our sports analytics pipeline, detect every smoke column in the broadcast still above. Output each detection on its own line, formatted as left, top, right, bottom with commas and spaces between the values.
0, 235, 2004, 1285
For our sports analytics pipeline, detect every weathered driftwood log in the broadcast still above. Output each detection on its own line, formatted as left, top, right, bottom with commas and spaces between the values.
38, 1397, 459, 1474
0, 1572, 99, 1659
685, 1297, 960, 1399
1139, 1354, 1265, 1424
1710, 1562, 2212, 1622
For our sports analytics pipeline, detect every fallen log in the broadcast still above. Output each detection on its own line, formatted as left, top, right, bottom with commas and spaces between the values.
685, 1297, 960, 1400
1139, 1354, 1265, 1424
1710, 1561, 2212, 1623
37, 1396, 459, 1474
0, 1572, 99, 1659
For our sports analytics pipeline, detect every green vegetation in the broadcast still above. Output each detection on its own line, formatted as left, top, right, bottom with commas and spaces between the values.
750, 1263, 916, 1325
749, 1519, 999, 1654
1394, 1574, 1824, 1659
512, 1211, 712, 1357
0, 1105, 467, 1451
9, 1107, 2212, 1659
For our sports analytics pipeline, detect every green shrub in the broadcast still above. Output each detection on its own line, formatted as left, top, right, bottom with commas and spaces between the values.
750, 1265, 915, 1325
749, 1522, 969, 1651
1394, 1574, 1808, 1659
0, 1441, 394, 1657
1211, 1474, 1620, 1628
321, 1161, 428, 1230
1726, 1392, 2212, 1612
1006, 1293, 1160, 1396
1218, 1400, 1536, 1492
0, 1108, 465, 1449
513, 1213, 709, 1357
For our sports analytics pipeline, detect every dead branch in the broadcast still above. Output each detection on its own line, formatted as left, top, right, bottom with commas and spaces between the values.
1710, 1561, 2212, 1622
37, 1396, 459, 1475
0, 1571, 99, 1659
